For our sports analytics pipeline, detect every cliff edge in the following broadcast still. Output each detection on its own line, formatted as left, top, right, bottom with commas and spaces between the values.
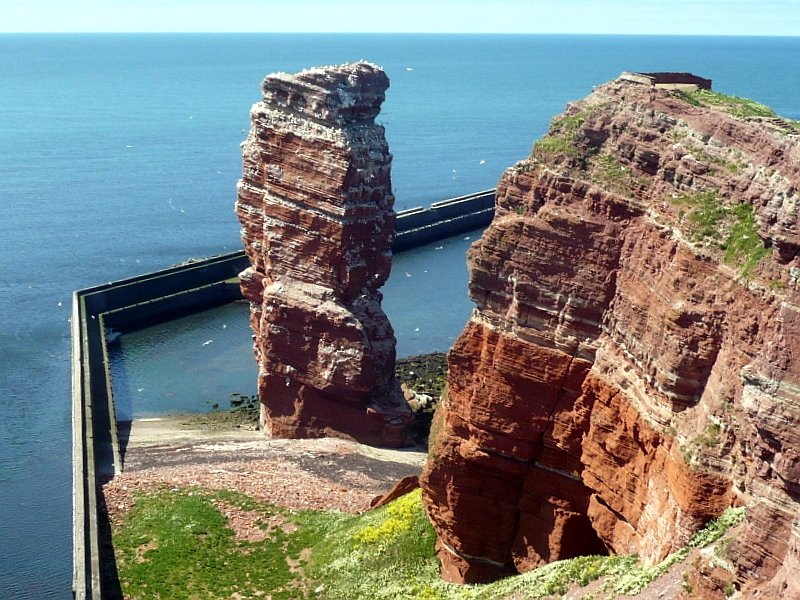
421, 74, 800, 598
235, 62, 411, 447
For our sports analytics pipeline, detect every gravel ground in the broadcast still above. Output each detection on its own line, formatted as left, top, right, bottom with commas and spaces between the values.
103, 415, 427, 527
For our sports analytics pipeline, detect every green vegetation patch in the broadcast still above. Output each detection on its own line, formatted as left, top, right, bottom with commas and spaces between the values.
673, 190, 728, 243
532, 111, 586, 159
112, 488, 335, 599
671, 191, 770, 276
682, 422, 723, 465
609, 507, 745, 596
113, 487, 440, 600
310, 489, 635, 600
696, 422, 723, 448
676, 89, 800, 134
676, 89, 778, 119
464, 555, 637, 600
113, 488, 746, 600
309, 489, 443, 599
687, 146, 747, 174
723, 203, 772, 276
590, 153, 646, 194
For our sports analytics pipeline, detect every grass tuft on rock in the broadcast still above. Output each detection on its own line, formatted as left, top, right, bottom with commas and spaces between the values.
590, 153, 646, 194
723, 203, 772, 276
671, 191, 771, 276
676, 89, 778, 119
676, 88, 800, 134
532, 111, 587, 159
608, 507, 745, 596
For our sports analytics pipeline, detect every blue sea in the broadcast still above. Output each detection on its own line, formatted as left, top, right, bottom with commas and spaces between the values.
1, 33, 798, 598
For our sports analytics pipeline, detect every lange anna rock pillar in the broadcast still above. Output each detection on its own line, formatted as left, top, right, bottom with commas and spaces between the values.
235, 62, 412, 447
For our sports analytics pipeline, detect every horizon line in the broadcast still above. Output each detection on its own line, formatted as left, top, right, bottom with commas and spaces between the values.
2, 31, 799, 38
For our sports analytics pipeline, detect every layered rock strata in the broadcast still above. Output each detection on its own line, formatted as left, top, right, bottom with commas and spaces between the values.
235, 62, 411, 447
421, 74, 800, 597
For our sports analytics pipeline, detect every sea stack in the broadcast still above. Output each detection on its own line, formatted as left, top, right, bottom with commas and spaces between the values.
420, 73, 800, 597
235, 62, 412, 447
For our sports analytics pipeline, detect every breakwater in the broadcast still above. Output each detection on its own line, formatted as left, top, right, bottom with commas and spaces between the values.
71, 189, 494, 599
392, 189, 495, 251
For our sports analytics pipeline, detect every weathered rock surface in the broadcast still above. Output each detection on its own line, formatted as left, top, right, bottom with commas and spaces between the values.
235, 62, 412, 447
420, 74, 800, 597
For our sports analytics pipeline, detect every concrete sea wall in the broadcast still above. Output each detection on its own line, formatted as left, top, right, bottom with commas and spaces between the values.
393, 189, 495, 251
71, 189, 495, 599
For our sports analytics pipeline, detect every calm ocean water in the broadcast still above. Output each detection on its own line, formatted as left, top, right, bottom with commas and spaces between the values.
1, 33, 798, 598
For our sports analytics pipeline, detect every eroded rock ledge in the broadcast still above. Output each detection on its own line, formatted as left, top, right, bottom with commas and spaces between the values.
421, 74, 800, 598
235, 62, 411, 447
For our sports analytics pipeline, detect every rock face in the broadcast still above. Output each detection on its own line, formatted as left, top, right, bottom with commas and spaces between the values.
235, 62, 412, 448
421, 74, 800, 597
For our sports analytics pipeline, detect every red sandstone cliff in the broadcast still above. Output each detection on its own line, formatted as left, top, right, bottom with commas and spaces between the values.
235, 62, 411, 447
421, 75, 800, 598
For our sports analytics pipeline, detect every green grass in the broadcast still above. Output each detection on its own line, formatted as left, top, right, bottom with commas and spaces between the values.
723, 203, 772, 276
682, 423, 724, 465
532, 112, 586, 159
687, 146, 746, 174
672, 190, 728, 243
309, 489, 443, 599
311, 493, 633, 599
113, 489, 746, 600
676, 88, 800, 134
593, 153, 628, 185
590, 153, 646, 194
695, 422, 723, 447
463, 555, 637, 599
676, 89, 778, 119
113, 487, 327, 599
671, 191, 770, 276
607, 507, 745, 596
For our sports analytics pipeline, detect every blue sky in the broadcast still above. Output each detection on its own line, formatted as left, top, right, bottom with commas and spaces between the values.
3, 0, 799, 35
